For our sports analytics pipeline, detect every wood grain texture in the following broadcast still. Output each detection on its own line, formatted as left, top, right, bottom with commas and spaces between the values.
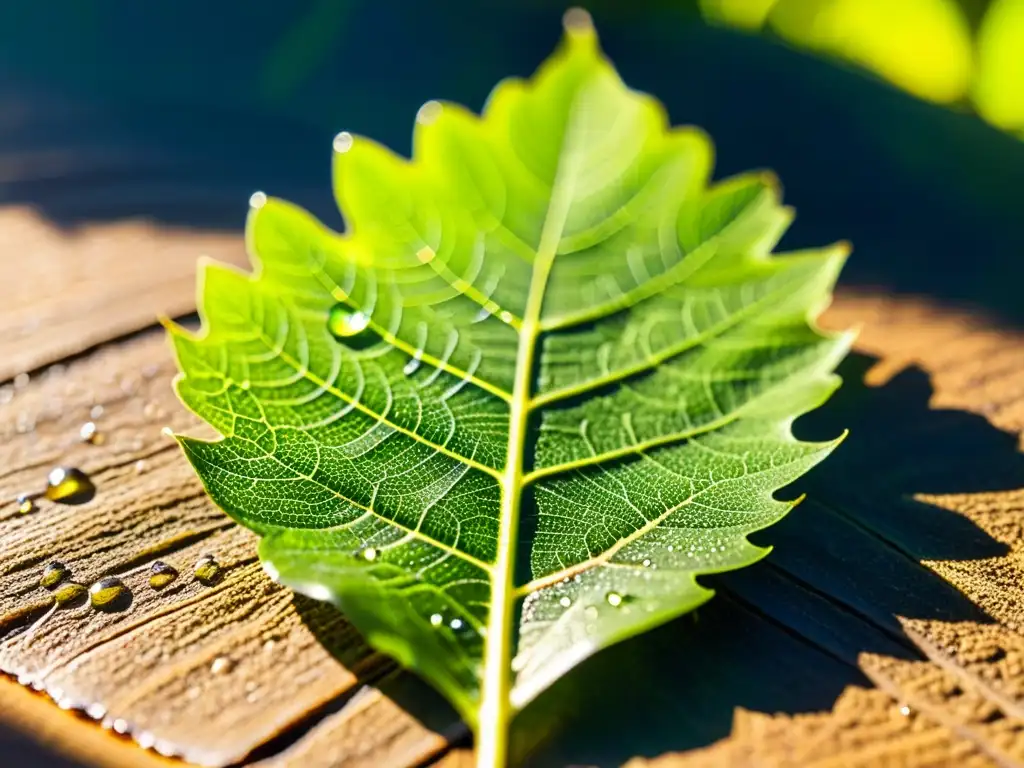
0, 206, 245, 382
2, 207, 1024, 767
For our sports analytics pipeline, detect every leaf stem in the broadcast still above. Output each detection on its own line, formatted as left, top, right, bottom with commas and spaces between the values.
476, 140, 578, 768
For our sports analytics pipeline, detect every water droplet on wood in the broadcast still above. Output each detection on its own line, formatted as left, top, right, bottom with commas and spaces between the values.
148, 561, 178, 590
194, 555, 222, 586
89, 576, 129, 609
54, 582, 87, 607
210, 656, 235, 675
79, 421, 104, 444
40, 562, 70, 590
16, 492, 36, 514
45, 467, 96, 505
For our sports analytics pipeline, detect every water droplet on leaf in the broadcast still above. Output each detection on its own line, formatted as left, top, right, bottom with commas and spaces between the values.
559, 596, 572, 608
450, 618, 464, 630
430, 613, 443, 627
606, 592, 624, 607
327, 306, 379, 350
333, 131, 354, 153
249, 191, 267, 209
362, 547, 377, 562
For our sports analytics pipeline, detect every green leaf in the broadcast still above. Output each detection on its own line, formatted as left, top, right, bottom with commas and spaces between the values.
169, 10, 851, 766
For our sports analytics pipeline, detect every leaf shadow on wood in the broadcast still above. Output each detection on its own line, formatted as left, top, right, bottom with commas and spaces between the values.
514, 352, 1020, 767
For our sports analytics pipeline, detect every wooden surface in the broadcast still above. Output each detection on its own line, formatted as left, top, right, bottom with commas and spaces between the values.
2, 209, 1024, 767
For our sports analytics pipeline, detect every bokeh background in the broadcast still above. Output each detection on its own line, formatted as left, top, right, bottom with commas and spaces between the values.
2, 0, 1022, 324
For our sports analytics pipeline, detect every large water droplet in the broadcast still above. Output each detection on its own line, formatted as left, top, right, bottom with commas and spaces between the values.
40, 561, 70, 590
194, 554, 222, 586
430, 613, 443, 627
90, 576, 129, 610
327, 305, 380, 350
210, 656, 235, 675
362, 547, 377, 562
45, 467, 96, 505
149, 561, 178, 590
606, 591, 624, 607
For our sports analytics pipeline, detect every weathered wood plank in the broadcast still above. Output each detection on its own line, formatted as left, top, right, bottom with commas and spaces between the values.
0, 207, 245, 382
0, 328, 459, 766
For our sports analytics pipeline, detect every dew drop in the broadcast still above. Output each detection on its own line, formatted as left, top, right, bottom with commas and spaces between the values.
333, 131, 354, 153
148, 561, 178, 590
416, 245, 436, 264
666, 545, 674, 553
899, 704, 912, 717
194, 555, 223, 586
403, 357, 422, 376
606, 592, 623, 607
362, 547, 377, 562
450, 618, 464, 630
40, 561, 70, 590
563, 7, 594, 33
54, 582, 87, 607
499, 311, 514, 324
16, 492, 36, 514
45, 466, 96, 505
90, 576, 129, 609
79, 421, 104, 445
210, 656, 235, 675
134, 459, 148, 475
642, 559, 652, 568
327, 305, 379, 350
249, 191, 268, 209
416, 100, 443, 125
430, 613, 443, 627
559, 596, 572, 608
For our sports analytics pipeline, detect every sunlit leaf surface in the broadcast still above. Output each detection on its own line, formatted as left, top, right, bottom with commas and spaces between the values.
171, 12, 850, 764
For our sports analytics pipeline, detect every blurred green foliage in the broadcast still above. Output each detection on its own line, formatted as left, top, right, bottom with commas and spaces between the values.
700, 0, 1024, 136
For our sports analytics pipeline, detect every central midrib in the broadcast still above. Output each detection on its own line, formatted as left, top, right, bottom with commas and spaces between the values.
475, 120, 582, 767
